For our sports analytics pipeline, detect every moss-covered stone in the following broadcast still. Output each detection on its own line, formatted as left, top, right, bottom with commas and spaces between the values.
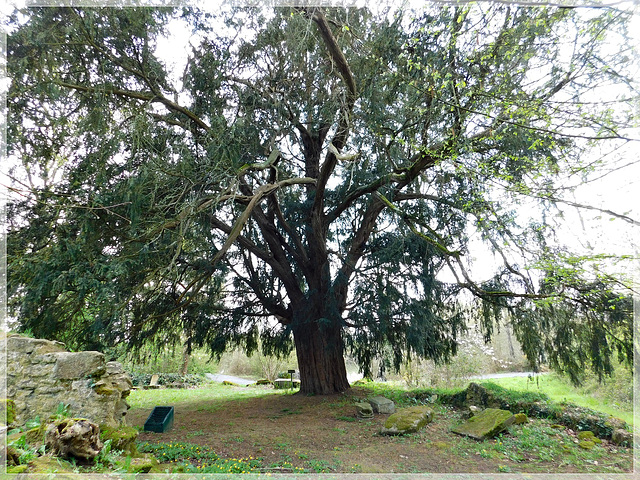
579, 440, 596, 450
611, 428, 632, 446
355, 402, 373, 419
1, 398, 17, 426
513, 413, 528, 425
7, 335, 133, 428
7, 444, 23, 466
7, 464, 29, 474
577, 431, 601, 444
273, 378, 301, 389
100, 424, 139, 455
27, 455, 78, 474
380, 406, 433, 435
115, 453, 159, 473
452, 408, 515, 440
94, 384, 118, 396
556, 407, 623, 439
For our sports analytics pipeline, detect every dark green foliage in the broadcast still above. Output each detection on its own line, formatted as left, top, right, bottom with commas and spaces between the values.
6, 4, 636, 393
128, 373, 204, 388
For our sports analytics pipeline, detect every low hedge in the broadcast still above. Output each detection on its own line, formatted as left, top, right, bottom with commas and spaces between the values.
129, 372, 205, 388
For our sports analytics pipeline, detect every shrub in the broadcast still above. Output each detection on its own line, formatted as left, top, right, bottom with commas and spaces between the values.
128, 373, 205, 387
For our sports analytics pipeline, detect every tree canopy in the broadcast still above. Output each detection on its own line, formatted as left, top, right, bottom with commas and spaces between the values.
6, 4, 638, 394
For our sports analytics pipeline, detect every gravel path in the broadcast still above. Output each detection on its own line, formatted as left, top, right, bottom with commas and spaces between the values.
204, 373, 256, 386
470, 371, 548, 380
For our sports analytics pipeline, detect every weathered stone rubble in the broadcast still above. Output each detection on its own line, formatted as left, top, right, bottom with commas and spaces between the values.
380, 406, 434, 435
355, 402, 373, 418
451, 407, 515, 440
368, 396, 395, 414
5, 334, 132, 427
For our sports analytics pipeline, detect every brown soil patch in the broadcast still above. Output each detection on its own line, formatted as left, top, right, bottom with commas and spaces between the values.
128, 386, 632, 474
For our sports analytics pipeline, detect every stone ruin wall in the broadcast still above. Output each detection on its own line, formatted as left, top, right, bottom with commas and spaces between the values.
5, 334, 132, 428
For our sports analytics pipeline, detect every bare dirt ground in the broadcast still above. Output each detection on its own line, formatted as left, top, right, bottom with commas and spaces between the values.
128, 386, 632, 474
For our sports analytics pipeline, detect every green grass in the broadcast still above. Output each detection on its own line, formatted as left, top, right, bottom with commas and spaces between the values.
480, 374, 633, 424
128, 382, 284, 410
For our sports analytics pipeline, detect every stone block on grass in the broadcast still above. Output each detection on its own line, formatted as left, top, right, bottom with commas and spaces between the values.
368, 396, 395, 414
577, 430, 601, 444
355, 402, 373, 419
513, 413, 529, 425
452, 408, 514, 440
612, 428, 632, 446
579, 440, 596, 450
27, 455, 77, 475
380, 406, 433, 435
100, 424, 139, 455
115, 453, 159, 473
273, 378, 300, 389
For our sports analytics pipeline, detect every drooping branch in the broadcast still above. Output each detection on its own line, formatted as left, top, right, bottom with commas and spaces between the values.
235, 253, 292, 323
544, 195, 640, 227
54, 81, 211, 132
164, 177, 316, 311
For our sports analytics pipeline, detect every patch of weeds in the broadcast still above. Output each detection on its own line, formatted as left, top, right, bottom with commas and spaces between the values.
336, 415, 357, 422
185, 429, 205, 438
305, 459, 333, 473
52, 402, 70, 421
137, 441, 218, 464
7, 419, 47, 467
475, 447, 496, 459
184, 456, 261, 474
8, 434, 43, 466
280, 407, 302, 415
138, 441, 263, 474
268, 459, 305, 472
92, 439, 123, 469
488, 419, 627, 471
267, 407, 302, 419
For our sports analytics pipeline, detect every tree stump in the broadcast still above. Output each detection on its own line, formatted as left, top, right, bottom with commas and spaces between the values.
45, 418, 103, 461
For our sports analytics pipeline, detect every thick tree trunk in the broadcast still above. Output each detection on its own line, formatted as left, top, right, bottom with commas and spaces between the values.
180, 347, 190, 376
292, 310, 350, 395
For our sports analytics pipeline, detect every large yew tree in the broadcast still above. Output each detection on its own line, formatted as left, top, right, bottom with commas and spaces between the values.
6, 5, 637, 394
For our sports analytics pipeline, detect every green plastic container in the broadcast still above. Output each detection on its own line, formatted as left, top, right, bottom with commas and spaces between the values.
144, 406, 174, 433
